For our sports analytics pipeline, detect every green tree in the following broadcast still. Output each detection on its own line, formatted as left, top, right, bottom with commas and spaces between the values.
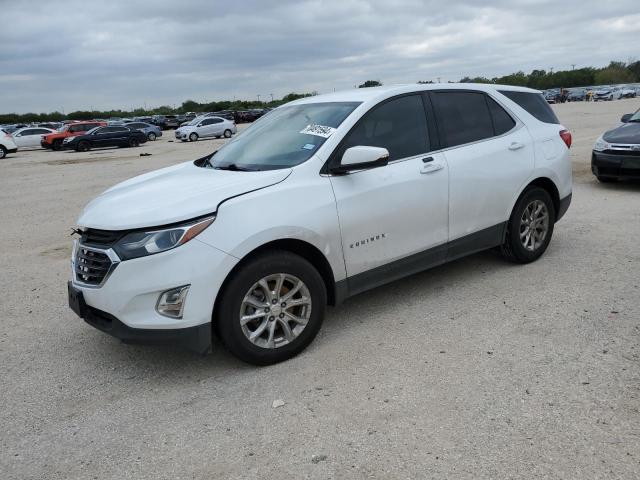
595, 64, 635, 85
358, 80, 382, 88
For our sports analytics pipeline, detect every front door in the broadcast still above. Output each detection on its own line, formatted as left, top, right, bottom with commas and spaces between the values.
329, 94, 449, 293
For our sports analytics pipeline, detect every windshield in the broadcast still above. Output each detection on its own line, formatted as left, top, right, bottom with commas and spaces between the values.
85, 127, 100, 135
630, 108, 640, 122
207, 102, 360, 171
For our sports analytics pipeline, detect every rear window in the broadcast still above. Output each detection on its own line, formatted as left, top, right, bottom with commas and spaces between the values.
431, 91, 494, 148
498, 90, 559, 124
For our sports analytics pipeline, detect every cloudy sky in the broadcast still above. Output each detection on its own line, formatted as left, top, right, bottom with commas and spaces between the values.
2, 0, 639, 113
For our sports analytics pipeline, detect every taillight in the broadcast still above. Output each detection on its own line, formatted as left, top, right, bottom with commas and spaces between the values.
559, 129, 572, 148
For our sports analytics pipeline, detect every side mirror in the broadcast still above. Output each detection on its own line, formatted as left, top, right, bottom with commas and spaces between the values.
620, 114, 632, 123
331, 146, 389, 174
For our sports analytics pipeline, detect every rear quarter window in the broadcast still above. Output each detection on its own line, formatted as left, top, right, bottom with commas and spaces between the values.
498, 90, 560, 124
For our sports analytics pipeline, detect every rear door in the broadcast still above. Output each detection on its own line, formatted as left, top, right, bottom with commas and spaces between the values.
430, 90, 535, 249
329, 94, 449, 292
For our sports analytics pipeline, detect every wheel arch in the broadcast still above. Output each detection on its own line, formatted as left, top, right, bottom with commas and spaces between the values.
526, 177, 560, 217
213, 238, 339, 331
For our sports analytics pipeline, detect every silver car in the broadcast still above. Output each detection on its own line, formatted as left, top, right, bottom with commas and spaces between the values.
174, 116, 237, 142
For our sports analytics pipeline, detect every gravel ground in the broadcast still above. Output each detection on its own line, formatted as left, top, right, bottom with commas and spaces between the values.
1, 99, 640, 479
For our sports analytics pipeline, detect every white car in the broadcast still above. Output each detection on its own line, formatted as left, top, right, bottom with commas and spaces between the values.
594, 88, 622, 101
174, 116, 236, 142
68, 84, 572, 364
12, 127, 57, 149
1, 130, 18, 158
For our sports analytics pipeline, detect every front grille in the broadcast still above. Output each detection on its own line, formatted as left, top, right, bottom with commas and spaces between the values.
604, 148, 640, 157
81, 228, 125, 248
75, 246, 113, 286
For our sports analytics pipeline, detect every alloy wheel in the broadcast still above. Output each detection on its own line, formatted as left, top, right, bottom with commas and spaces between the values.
519, 200, 549, 251
239, 273, 312, 349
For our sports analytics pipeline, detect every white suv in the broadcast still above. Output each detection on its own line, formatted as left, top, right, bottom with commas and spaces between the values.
174, 116, 236, 142
1, 130, 18, 159
68, 84, 572, 364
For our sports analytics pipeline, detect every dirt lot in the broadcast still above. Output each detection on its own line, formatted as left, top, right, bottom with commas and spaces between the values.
1, 99, 640, 479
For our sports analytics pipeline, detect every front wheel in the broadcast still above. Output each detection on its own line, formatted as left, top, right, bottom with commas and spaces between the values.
0, 146, 6, 159
500, 187, 555, 264
128, 137, 140, 148
52, 140, 63, 151
216, 251, 326, 365
223, 129, 232, 138
597, 176, 617, 183
189, 132, 198, 142
76, 141, 90, 152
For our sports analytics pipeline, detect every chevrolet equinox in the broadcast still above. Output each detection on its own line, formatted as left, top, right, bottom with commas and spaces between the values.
68, 84, 572, 365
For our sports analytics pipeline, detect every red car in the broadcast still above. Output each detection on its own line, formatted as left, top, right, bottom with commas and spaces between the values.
41, 121, 106, 151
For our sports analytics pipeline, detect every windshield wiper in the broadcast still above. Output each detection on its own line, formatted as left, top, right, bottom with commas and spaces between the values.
214, 163, 256, 171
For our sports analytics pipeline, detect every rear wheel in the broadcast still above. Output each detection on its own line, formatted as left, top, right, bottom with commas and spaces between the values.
147, 132, 156, 141
189, 132, 198, 142
500, 187, 555, 264
0, 146, 6, 159
76, 141, 90, 152
216, 251, 326, 365
223, 129, 232, 138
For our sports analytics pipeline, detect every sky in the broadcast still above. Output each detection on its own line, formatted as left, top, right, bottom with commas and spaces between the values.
1, 0, 639, 113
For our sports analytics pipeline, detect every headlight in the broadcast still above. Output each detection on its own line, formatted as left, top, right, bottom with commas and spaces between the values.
63, 137, 73, 143
593, 136, 610, 152
113, 216, 215, 260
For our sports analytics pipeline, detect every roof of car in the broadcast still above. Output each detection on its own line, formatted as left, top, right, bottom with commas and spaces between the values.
289, 83, 541, 106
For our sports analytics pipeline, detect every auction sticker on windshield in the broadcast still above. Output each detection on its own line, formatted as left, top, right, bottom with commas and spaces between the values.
300, 124, 336, 138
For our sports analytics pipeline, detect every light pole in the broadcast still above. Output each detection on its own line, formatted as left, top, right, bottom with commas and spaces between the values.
257, 94, 261, 103
270, 93, 274, 102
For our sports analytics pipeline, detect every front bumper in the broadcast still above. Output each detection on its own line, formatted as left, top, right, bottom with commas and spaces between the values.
592, 150, 640, 180
69, 238, 239, 351
69, 283, 212, 353
40, 140, 52, 149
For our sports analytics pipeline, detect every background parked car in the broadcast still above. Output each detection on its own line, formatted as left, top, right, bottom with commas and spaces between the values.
41, 121, 106, 150
594, 88, 621, 101
62, 126, 147, 151
591, 107, 640, 182
567, 89, 586, 101
12, 127, 57, 149
124, 121, 163, 141
1, 130, 18, 159
174, 116, 236, 141
619, 86, 637, 98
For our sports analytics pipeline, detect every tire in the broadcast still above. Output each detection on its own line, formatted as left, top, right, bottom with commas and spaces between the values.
223, 129, 232, 138
216, 251, 327, 365
147, 132, 156, 141
189, 132, 198, 142
52, 140, 63, 151
128, 137, 139, 148
0, 146, 6, 159
500, 187, 555, 264
76, 141, 90, 152
597, 176, 617, 183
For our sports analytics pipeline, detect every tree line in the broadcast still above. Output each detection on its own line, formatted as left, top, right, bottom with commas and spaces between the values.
3, 60, 639, 124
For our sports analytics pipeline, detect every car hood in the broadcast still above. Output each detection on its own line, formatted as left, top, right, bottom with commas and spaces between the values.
77, 160, 292, 230
595, 90, 611, 95
603, 122, 640, 144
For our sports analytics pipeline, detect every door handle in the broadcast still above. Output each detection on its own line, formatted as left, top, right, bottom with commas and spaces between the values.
420, 161, 444, 174
508, 142, 525, 151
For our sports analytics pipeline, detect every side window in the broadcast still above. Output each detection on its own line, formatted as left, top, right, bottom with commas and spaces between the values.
21, 129, 38, 135
498, 90, 560, 124
487, 97, 516, 135
338, 95, 429, 162
68, 125, 81, 133
211, 118, 224, 124
200, 119, 214, 126
431, 92, 494, 148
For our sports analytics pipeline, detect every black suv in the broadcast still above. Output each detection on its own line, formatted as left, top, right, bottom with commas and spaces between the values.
592, 108, 640, 182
